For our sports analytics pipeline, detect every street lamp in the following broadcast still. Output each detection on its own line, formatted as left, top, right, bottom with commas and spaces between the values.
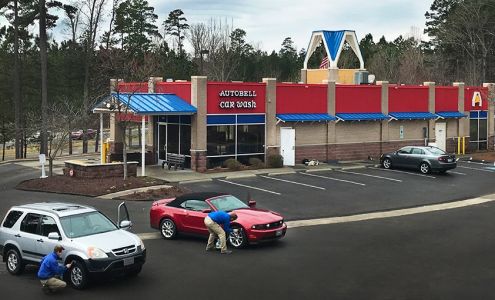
200, 49, 209, 75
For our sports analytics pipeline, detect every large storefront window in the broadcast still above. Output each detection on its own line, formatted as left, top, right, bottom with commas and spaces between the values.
206, 115, 265, 169
469, 111, 487, 150
157, 115, 191, 168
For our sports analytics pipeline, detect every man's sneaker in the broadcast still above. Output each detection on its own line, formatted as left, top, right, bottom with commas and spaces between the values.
220, 250, 232, 255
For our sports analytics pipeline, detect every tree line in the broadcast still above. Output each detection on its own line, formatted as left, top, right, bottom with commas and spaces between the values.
0, 0, 494, 160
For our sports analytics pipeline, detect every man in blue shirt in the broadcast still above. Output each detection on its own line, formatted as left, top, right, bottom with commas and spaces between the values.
204, 211, 237, 254
37, 245, 72, 293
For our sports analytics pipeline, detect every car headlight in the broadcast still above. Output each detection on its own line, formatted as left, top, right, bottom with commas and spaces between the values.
139, 239, 146, 251
87, 247, 108, 259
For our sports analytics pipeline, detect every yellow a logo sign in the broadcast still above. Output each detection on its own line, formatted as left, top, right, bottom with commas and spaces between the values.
472, 91, 482, 107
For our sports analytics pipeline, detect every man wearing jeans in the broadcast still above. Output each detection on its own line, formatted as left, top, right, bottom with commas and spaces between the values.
38, 245, 72, 293
204, 211, 237, 254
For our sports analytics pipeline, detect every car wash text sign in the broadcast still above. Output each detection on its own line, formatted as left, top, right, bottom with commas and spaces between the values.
207, 83, 265, 114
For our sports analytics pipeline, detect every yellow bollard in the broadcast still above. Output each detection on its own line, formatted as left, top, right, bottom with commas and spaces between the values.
457, 137, 461, 155
102, 142, 108, 163
462, 136, 466, 155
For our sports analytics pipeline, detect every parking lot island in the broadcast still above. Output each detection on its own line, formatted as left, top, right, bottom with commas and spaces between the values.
64, 159, 138, 178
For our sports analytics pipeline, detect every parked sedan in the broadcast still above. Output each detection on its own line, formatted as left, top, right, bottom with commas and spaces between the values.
380, 146, 456, 174
149, 192, 287, 248
71, 129, 96, 140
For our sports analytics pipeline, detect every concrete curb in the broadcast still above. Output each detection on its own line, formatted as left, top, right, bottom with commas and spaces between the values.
305, 167, 338, 173
225, 174, 257, 180
266, 170, 297, 176
98, 184, 172, 199
178, 178, 213, 184
340, 165, 368, 170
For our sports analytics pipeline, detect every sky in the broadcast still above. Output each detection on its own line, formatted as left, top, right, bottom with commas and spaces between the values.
147, 0, 433, 52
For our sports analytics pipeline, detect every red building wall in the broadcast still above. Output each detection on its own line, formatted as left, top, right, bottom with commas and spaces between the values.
388, 86, 429, 112
276, 84, 327, 114
336, 85, 381, 113
464, 86, 488, 111
207, 82, 266, 114
155, 82, 192, 103
435, 87, 458, 112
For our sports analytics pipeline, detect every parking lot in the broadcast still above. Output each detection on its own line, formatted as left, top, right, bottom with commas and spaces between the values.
181, 161, 495, 221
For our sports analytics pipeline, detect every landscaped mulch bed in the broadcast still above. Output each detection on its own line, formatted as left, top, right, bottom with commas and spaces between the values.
17, 175, 170, 197
117, 186, 190, 201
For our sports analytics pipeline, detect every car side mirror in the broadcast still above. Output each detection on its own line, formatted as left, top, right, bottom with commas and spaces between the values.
248, 200, 256, 208
119, 220, 132, 229
202, 209, 212, 213
48, 232, 61, 241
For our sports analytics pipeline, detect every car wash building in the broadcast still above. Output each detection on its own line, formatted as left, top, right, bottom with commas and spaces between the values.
93, 30, 495, 173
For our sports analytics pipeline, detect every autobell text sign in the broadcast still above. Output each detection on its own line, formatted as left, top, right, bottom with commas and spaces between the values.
219, 90, 257, 109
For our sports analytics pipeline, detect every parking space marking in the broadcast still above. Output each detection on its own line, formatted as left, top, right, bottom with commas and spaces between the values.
457, 165, 495, 173
258, 175, 326, 190
300, 172, 366, 186
216, 179, 282, 195
336, 170, 402, 182
368, 167, 436, 179
459, 161, 489, 165
447, 171, 466, 175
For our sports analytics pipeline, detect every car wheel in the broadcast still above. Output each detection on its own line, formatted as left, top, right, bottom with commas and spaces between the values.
420, 162, 431, 174
382, 158, 392, 169
69, 260, 89, 289
6, 248, 24, 275
228, 227, 248, 249
160, 218, 177, 239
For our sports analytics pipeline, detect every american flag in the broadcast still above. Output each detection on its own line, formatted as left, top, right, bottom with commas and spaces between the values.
319, 56, 329, 69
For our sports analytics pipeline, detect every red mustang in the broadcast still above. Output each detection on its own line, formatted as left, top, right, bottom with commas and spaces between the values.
149, 192, 287, 248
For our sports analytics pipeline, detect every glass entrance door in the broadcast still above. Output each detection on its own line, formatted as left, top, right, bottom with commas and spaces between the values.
158, 123, 167, 162
157, 118, 192, 168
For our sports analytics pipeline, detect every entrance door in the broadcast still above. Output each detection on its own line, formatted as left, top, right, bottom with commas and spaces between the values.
158, 123, 167, 164
280, 128, 295, 166
435, 122, 446, 151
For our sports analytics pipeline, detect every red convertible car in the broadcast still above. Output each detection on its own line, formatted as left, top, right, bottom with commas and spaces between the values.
149, 192, 287, 248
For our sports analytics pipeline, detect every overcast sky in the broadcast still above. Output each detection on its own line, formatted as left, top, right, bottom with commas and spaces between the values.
147, 0, 433, 52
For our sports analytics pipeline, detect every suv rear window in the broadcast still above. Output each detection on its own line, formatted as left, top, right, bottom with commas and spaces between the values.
20, 213, 41, 234
2, 210, 23, 228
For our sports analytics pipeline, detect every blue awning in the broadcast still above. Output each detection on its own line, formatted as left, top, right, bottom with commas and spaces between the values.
388, 112, 437, 120
276, 113, 337, 122
336, 113, 388, 121
436, 111, 467, 119
94, 93, 197, 115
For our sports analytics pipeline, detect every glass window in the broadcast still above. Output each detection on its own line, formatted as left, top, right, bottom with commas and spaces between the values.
167, 124, 180, 154
470, 119, 478, 141
237, 154, 264, 166
60, 212, 117, 238
209, 195, 249, 212
237, 125, 265, 154
479, 119, 487, 141
20, 213, 41, 235
2, 210, 23, 228
427, 147, 446, 155
207, 156, 235, 169
158, 124, 167, 160
398, 147, 412, 154
207, 126, 235, 156
40, 215, 60, 237
180, 125, 191, 156
411, 148, 424, 155
181, 200, 211, 211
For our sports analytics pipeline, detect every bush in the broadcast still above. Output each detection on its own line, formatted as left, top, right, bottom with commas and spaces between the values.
248, 157, 265, 169
224, 158, 243, 171
267, 154, 283, 168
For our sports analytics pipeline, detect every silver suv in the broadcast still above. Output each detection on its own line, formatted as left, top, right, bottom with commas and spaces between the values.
0, 202, 146, 289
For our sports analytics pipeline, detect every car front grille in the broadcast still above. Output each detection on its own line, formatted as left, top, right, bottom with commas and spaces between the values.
112, 245, 136, 256
265, 220, 284, 229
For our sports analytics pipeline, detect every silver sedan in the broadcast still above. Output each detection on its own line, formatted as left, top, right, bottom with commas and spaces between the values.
380, 146, 457, 174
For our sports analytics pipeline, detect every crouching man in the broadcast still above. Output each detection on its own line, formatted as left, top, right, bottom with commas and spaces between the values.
204, 211, 238, 255
38, 245, 72, 293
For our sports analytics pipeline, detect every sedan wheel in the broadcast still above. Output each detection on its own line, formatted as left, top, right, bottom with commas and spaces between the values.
229, 227, 247, 249
382, 158, 392, 169
160, 218, 177, 239
6, 249, 24, 275
420, 162, 431, 174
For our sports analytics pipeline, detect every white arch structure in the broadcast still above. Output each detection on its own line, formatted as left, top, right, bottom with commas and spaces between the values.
303, 30, 365, 70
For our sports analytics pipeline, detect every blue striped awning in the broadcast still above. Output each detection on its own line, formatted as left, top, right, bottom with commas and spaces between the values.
95, 93, 197, 115
388, 112, 437, 120
436, 111, 467, 119
276, 113, 336, 122
336, 113, 388, 121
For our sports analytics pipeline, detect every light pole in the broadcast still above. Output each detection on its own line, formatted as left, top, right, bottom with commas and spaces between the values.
200, 49, 209, 75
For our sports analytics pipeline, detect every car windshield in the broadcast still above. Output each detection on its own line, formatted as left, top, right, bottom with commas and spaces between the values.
60, 211, 118, 238
209, 195, 249, 212
427, 147, 446, 155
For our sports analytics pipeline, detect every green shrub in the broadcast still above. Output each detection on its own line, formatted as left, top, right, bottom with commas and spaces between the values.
248, 157, 265, 169
267, 154, 283, 168
224, 158, 243, 171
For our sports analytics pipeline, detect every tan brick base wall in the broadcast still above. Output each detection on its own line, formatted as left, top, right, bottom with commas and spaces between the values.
64, 162, 137, 178
295, 145, 327, 163
489, 136, 494, 151
191, 150, 207, 173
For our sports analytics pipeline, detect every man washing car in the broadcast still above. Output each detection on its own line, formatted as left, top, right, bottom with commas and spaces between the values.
37, 245, 72, 293
204, 211, 238, 254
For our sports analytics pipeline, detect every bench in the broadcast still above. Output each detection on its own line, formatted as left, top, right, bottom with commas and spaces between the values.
161, 154, 186, 170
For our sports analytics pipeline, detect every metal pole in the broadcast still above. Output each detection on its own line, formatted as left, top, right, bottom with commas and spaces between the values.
100, 113, 104, 163
141, 115, 146, 176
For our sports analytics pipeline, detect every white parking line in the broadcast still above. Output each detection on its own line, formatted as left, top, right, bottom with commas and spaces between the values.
300, 172, 366, 186
457, 165, 495, 173
336, 170, 402, 182
258, 175, 326, 190
217, 179, 281, 195
138, 195, 495, 240
460, 161, 489, 165
447, 171, 466, 175
368, 167, 436, 179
